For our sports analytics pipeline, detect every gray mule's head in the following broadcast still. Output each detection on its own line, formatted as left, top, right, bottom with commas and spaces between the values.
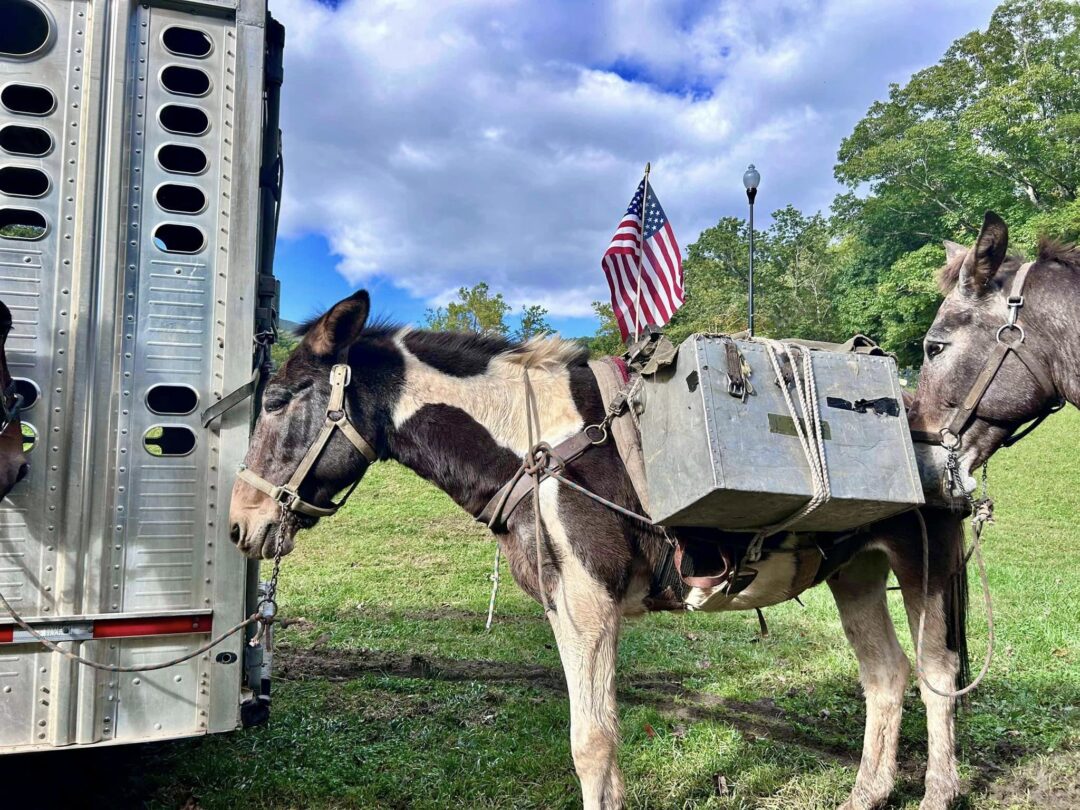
0, 300, 29, 501
909, 211, 1063, 474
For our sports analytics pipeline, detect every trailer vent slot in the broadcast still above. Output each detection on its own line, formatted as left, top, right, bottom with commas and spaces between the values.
0, 166, 49, 198
0, 83, 55, 116
20, 422, 36, 454
162, 65, 211, 97
0, 208, 46, 239
144, 426, 196, 457
153, 223, 205, 254
159, 105, 209, 136
157, 144, 207, 175
163, 26, 213, 58
155, 183, 206, 214
0, 124, 52, 157
146, 384, 199, 415
12, 378, 38, 410
0, 1, 51, 58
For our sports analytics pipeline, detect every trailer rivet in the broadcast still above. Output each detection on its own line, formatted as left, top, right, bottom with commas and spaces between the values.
132, 678, 140, 686
174, 675, 182, 683
2, 686, 9, 693
37, 720, 46, 727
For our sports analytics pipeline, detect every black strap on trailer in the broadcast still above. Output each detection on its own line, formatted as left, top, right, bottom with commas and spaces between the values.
202, 15, 285, 431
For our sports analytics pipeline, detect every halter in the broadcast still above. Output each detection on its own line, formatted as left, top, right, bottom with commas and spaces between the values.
912, 261, 1063, 451
0, 380, 22, 436
237, 364, 378, 518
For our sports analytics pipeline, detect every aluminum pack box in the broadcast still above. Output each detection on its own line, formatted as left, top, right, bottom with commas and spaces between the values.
639, 335, 924, 531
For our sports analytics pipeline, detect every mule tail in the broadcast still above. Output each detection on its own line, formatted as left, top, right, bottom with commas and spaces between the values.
943, 517, 970, 695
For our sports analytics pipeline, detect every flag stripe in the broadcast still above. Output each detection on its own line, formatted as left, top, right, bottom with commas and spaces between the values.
601, 179, 683, 341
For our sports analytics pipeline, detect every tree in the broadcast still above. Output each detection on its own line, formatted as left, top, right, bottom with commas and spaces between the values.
588, 301, 624, 357
424, 282, 510, 335
515, 304, 552, 341
270, 328, 298, 370
831, 0, 1080, 364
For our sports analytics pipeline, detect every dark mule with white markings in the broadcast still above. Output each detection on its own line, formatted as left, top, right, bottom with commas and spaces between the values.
910, 210, 1075, 476
230, 291, 970, 810
0, 301, 28, 501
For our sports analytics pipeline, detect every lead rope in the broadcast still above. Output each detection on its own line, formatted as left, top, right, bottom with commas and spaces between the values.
913, 471, 996, 699
0, 509, 284, 673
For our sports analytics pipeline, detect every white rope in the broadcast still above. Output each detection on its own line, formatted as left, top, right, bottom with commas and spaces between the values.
746, 340, 832, 561
484, 545, 501, 632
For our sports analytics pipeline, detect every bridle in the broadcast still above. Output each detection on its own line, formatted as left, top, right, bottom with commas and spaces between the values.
0, 379, 22, 437
912, 261, 1064, 452
237, 363, 378, 518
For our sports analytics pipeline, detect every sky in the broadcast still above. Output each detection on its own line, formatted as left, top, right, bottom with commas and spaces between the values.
270, 0, 1000, 336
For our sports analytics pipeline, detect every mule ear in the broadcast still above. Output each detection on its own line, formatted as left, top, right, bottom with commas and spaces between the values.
942, 240, 967, 262
959, 211, 1008, 297
306, 290, 370, 357
0, 301, 11, 340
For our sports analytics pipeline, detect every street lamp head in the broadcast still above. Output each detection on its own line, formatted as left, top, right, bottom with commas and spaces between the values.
742, 164, 760, 191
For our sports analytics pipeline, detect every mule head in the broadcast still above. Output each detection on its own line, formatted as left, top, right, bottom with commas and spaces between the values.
0, 300, 29, 501
229, 290, 389, 559
910, 211, 1058, 473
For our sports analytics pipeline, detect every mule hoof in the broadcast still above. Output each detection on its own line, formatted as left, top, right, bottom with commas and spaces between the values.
838, 784, 891, 810
918, 780, 961, 810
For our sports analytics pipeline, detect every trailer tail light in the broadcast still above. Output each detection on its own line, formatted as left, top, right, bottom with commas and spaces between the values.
0, 613, 213, 644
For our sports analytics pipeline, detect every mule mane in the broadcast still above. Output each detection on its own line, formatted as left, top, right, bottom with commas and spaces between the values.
1037, 237, 1080, 269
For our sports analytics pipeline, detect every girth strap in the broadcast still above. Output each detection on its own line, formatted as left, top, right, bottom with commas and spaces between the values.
237, 364, 377, 518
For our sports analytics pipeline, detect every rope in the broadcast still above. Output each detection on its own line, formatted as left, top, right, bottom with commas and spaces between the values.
523, 369, 555, 616
484, 545, 501, 632
745, 340, 832, 561
913, 506, 995, 699
0, 587, 262, 673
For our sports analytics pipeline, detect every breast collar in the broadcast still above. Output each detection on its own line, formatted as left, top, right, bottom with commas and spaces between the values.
237, 364, 378, 518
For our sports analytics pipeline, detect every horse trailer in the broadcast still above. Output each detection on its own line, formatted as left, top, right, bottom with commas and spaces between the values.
0, 0, 282, 753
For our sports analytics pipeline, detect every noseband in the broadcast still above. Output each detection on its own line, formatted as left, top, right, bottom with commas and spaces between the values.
912, 261, 1063, 450
237, 363, 378, 518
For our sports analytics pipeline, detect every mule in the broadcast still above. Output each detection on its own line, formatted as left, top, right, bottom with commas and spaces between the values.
910, 210, 1077, 476
230, 292, 971, 810
0, 300, 28, 500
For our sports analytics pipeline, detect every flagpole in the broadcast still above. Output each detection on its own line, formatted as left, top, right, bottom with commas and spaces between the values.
633, 162, 651, 343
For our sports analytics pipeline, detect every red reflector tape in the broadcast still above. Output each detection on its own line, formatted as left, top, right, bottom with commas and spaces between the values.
93, 615, 213, 639
0, 626, 11, 643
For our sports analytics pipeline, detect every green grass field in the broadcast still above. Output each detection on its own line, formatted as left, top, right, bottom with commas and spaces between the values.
63, 411, 1080, 807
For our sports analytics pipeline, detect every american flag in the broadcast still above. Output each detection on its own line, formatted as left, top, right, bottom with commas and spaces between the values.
602, 178, 683, 342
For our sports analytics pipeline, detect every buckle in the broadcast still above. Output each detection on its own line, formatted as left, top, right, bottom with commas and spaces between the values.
1007, 295, 1024, 307
273, 486, 298, 507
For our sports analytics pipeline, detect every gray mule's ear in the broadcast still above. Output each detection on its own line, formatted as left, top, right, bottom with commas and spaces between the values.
943, 240, 967, 262
306, 290, 370, 358
0, 300, 10, 340
959, 211, 1009, 297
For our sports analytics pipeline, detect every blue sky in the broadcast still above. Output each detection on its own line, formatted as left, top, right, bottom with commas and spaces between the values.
271, 0, 1000, 336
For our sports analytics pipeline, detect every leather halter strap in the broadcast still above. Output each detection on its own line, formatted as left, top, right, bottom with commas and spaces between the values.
0, 380, 22, 436
913, 262, 1060, 448
237, 364, 378, 518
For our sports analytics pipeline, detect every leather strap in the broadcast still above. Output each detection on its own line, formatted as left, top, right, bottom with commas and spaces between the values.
237, 364, 377, 518
924, 261, 1060, 448
477, 430, 600, 532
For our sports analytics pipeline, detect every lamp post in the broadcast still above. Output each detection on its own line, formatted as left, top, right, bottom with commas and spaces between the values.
743, 164, 760, 336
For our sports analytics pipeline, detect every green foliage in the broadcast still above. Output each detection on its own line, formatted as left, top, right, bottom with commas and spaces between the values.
587, 301, 625, 357
425, 282, 511, 336
831, 0, 1080, 364
514, 304, 552, 341
271, 328, 299, 370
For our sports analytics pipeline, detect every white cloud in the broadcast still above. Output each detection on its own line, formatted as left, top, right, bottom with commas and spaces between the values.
272, 0, 999, 315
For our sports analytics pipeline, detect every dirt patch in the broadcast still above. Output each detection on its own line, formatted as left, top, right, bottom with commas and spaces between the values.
277, 645, 860, 765
983, 749, 1080, 809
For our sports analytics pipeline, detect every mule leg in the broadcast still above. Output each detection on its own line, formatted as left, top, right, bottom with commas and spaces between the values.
828, 550, 911, 810
538, 485, 625, 810
893, 563, 961, 810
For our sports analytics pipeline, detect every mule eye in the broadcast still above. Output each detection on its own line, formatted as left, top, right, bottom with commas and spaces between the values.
264, 396, 289, 413
925, 341, 946, 359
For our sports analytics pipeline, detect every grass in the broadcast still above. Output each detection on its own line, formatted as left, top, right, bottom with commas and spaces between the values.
17, 412, 1080, 808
